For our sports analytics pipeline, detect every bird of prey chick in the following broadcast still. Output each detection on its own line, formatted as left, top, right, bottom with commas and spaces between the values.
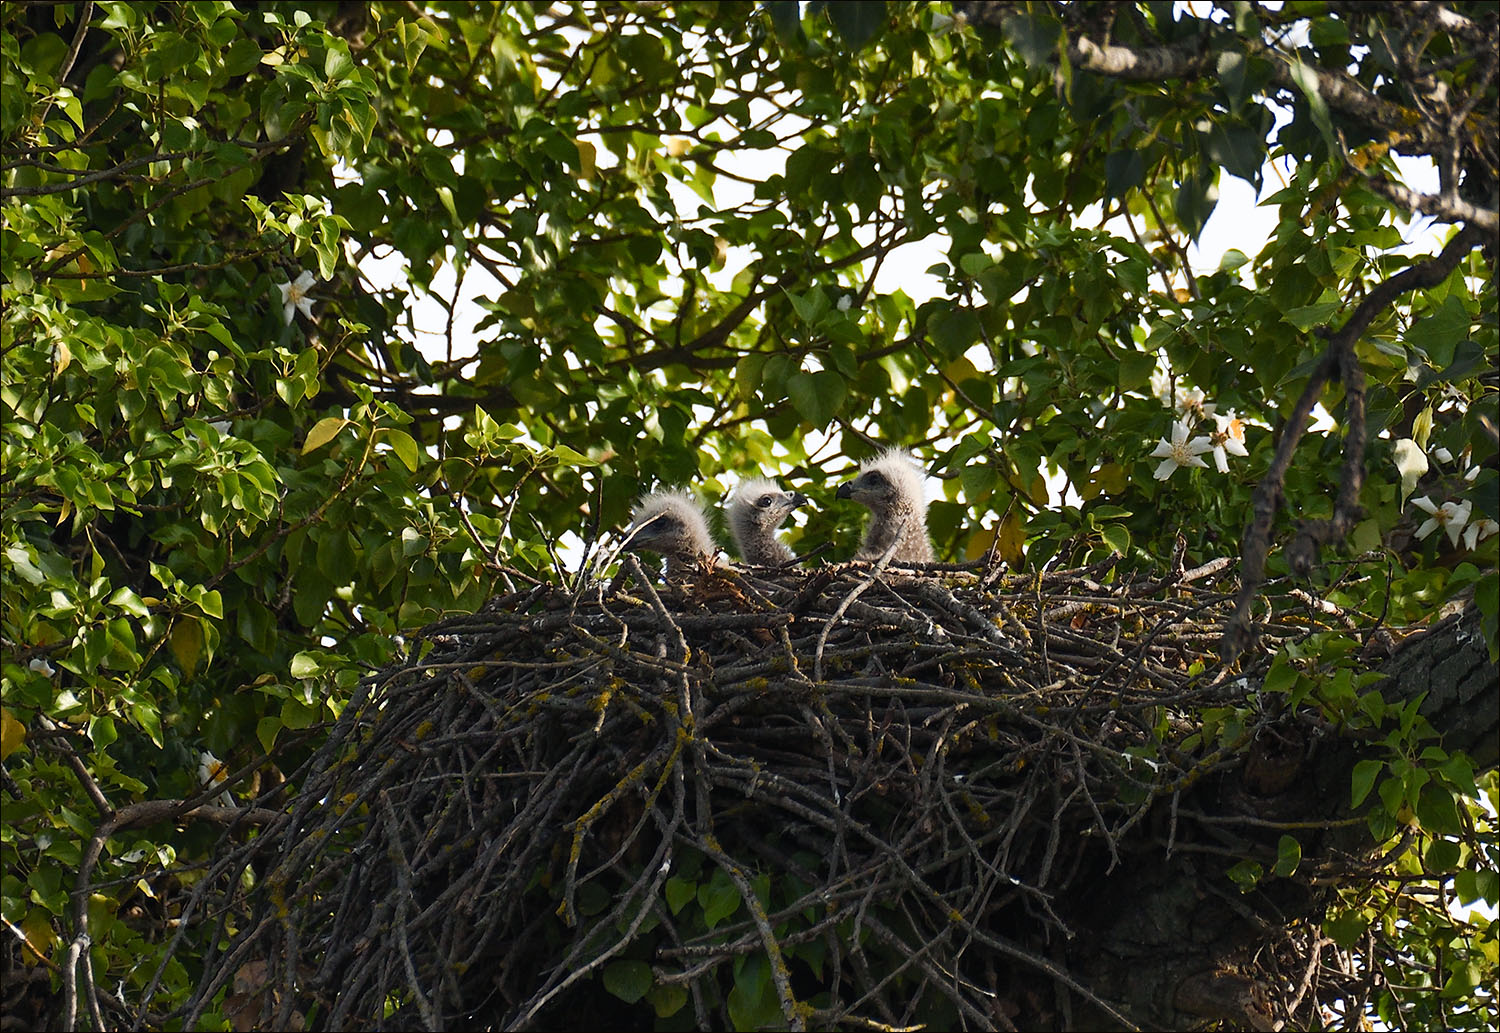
836, 449, 935, 565
624, 491, 716, 575
726, 477, 806, 566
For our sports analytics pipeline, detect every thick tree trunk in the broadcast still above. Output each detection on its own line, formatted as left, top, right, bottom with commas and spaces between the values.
1066, 603, 1496, 1030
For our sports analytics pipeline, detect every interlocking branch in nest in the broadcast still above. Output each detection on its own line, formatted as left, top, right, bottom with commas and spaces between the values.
167, 559, 1374, 1032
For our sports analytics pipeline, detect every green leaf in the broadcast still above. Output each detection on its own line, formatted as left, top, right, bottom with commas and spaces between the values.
382, 429, 421, 472
824, 1, 886, 47
1288, 56, 1339, 157
665, 876, 696, 915
786, 288, 828, 325
1226, 858, 1262, 891
1118, 351, 1156, 393
786, 371, 845, 427
1099, 524, 1130, 557
602, 960, 652, 1004
1414, 781, 1462, 836
646, 983, 688, 1019
323, 43, 354, 80
727, 952, 781, 1031
1174, 169, 1219, 239
1262, 656, 1299, 694
698, 873, 740, 929
281, 699, 318, 730
1273, 834, 1301, 877
1105, 150, 1145, 198
107, 586, 151, 618
1424, 838, 1459, 873
290, 652, 321, 678
5, 547, 45, 586
1282, 300, 1340, 332
1219, 249, 1250, 272
1002, 12, 1061, 68
1350, 758, 1381, 808
256, 716, 282, 753
88, 715, 118, 750
766, 1, 803, 45
1323, 910, 1368, 949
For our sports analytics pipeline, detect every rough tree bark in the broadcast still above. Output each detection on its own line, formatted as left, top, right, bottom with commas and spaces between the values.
1069, 603, 1496, 1031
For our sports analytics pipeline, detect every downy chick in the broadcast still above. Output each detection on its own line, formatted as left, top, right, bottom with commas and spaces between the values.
726, 477, 806, 566
836, 449, 934, 565
624, 491, 716, 575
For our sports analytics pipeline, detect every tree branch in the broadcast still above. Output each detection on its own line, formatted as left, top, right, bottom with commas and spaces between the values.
1223, 224, 1486, 660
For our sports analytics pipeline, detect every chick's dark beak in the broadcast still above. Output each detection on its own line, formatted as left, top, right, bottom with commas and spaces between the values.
835, 483, 853, 499
790, 492, 808, 507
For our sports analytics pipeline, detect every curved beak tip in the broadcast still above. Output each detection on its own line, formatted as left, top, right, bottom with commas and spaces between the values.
835, 483, 853, 499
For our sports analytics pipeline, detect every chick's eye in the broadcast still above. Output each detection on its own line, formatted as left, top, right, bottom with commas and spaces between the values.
863, 472, 887, 488
757, 496, 773, 508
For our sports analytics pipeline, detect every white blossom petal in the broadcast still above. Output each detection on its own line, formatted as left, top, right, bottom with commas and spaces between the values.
1463, 518, 1499, 550
1411, 496, 1439, 517
1392, 439, 1428, 507
1414, 516, 1440, 541
276, 270, 319, 325
1443, 501, 1472, 548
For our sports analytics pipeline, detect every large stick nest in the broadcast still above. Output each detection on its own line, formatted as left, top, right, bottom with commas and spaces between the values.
174, 557, 1332, 1031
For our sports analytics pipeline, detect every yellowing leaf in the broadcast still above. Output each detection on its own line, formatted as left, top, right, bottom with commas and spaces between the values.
964, 524, 997, 563
170, 619, 204, 677
302, 416, 349, 455
575, 138, 597, 180
0, 708, 27, 761
20, 910, 56, 966
995, 512, 1026, 568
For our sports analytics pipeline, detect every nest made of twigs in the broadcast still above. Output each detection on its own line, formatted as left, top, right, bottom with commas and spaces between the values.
168, 556, 1328, 1032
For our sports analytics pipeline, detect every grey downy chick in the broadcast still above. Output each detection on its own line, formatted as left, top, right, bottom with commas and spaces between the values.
836, 449, 935, 565
726, 477, 807, 566
624, 491, 716, 575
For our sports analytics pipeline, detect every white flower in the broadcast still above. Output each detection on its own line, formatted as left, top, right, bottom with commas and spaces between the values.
1432, 446, 1453, 464
1391, 438, 1428, 507
1463, 517, 1499, 550
1411, 496, 1471, 548
1151, 421, 1214, 480
1207, 412, 1249, 473
198, 750, 232, 805
28, 657, 55, 678
1178, 393, 1215, 422
837, 294, 853, 312
276, 270, 317, 325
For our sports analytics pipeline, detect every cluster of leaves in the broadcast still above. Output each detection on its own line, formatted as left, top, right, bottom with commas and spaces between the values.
1, 1, 1495, 1028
